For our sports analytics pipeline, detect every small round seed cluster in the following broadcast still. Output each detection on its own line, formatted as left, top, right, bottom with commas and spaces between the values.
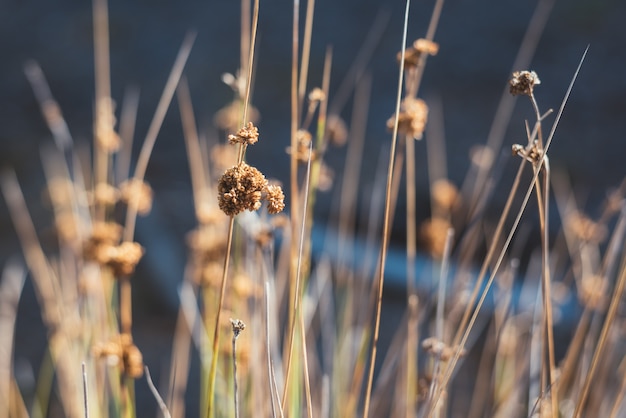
388, 97, 429, 140
509, 70, 540, 96
119, 179, 153, 215
217, 162, 285, 216
397, 38, 439, 68
230, 318, 246, 338
93, 333, 144, 378
228, 121, 259, 146
83, 222, 144, 276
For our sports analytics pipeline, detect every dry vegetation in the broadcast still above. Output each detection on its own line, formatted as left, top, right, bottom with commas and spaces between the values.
1, 0, 626, 417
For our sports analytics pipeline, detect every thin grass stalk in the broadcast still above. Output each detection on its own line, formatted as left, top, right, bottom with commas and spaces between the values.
429, 50, 588, 415
534, 163, 558, 417
609, 364, 626, 418
123, 31, 196, 243
404, 132, 418, 418
302, 47, 332, 274
177, 78, 209, 206
329, 11, 389, 116
265, 281, 280, 418
426, 229, 454, 415
573, 209, 626, 417
527, 88, 558, 415
230, 322, 243, 418
116, 86, 140, 184
336, 73, 369, 286
83, 364, 90, 418
240, 0, 251, 81
241, 0, 259, 127
298, 0, 316, 117
93, 0, 112, 224
0, 262, 25, 418
206, 7, 260, 413
0, 173, 82, 416
206, 218, 236, 418
285, 0, 301, 407
465, 0, 554, 214
144, 367, 171, 418
282, 135, 315, 416
407, 0, 444, 99
167, 301, 193, 418
362, 1, 411, 416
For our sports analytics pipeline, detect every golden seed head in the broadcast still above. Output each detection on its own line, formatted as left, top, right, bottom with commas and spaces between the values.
91, 222, 123, 244
396, 39, 439, 68
217, 162, 268, 216
45, 178, 75, 208
308, 87, 326, 104
100, 241, 144, 277
388, 97, 429, 140
83, 222, 123, 262
327, 114, 348, 147
95, 97, 121, 152
413, 38, 439, 56
317, 162, 334, 192
91, 182, 119, 207
469, 145, 494, 169
509, 70, 540, 96
122, 341, 144, 379
432, 179, 460, 213
397, 47, 420, 68
419, 217, 452, 259
119, 179, 153, 215
93, 334, 143, 378
265, 184, 285, 214
578, 274, 607, 311
228, 122, 260, 146
566, 211, 607, 244
422, 337, 464, 362
286, 130, 317, 163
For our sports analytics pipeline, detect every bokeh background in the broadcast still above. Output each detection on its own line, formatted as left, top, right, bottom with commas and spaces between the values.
1, 0, 625, 415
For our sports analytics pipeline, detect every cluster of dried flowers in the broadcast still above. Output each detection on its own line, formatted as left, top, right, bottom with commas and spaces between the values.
217, 123, 285, 217
93, 333, 144, 379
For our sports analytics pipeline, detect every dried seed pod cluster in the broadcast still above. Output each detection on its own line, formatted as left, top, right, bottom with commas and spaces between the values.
388, 97, 429, 140
217, 123, 285, 217
509, 70, 540, 96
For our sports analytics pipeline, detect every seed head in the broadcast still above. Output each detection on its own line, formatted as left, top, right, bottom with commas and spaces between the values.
419, 217, 451, 259
388, 97, 429, 140
327, 114, 348, 146
102, 241, 144, 276
120, 179, 153, 215
218, 162, 268, 216
228, 122, 259, 146
509, 70, 540, 96
413, 38, 439, 56
230, 318, 246, 338
265, 184, 285, 214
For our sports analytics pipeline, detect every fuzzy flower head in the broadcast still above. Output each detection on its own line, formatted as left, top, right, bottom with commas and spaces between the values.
218, 162, 268, 216
228, 122, 259, 146
509, 70, 540, 96
265, 184, 285, 214
388, 97, 429, 140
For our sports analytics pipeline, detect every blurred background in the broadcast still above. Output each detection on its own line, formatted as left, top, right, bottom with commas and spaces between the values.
1, 0, 625, 415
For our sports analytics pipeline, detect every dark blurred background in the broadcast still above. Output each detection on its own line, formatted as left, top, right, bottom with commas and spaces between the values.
1, 0, 625, 415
